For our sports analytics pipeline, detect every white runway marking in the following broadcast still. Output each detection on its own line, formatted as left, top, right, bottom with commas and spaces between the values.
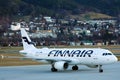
0, 62, 120, 80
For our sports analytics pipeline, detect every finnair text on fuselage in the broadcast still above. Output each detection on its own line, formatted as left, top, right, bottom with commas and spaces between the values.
48, 50, 93, 57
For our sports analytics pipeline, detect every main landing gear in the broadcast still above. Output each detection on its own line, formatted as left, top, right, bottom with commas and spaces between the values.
99, 65, 103, 73
51, 64, 58, 72
51, 67, 58, 72
72, 65, 78, 70
51, 65, 79, 72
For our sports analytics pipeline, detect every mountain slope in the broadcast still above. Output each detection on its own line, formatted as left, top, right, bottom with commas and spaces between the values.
75, 0, 120, 16
0, 0, 120, 17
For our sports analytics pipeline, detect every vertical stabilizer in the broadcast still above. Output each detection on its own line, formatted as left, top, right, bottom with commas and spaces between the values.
20, 28, 36, 50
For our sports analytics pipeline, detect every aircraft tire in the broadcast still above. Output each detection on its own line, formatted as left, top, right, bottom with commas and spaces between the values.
99, 69, 103, 73
72, 65, 78, 70
51, 68, 58, 72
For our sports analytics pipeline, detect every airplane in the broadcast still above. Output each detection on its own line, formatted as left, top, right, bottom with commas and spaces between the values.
18, 28, 118, 72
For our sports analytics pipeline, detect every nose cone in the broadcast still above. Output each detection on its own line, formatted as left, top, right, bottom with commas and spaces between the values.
107, 56, 118, 64
111, 55, 118, 63
114, 56, 118, 62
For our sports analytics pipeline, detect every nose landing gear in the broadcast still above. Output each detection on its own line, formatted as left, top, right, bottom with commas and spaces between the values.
99, 65, 103, 73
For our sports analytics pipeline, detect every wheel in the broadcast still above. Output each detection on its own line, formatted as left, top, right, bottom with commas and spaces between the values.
99, 65, 103, 73
51, 67, 58, 72
72, 65, 78, 70
99, 69, 103, 73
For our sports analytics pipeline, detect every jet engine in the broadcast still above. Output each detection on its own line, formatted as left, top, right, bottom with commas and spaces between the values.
86, 65, 98, 68
54, 61, 69, 70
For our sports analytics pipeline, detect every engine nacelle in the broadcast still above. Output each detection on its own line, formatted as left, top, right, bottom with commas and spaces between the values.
86, 65, 98, 68
54, 61, 69, 70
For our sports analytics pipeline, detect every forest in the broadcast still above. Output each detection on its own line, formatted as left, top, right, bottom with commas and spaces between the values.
0, 0, 120, 17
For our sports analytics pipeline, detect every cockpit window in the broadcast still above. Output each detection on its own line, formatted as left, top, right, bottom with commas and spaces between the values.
103, 53, 106, 56
107, 53, 112, 55
102, 53, 112, 56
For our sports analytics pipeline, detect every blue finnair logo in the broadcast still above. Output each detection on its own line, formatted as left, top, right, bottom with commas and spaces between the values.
48, 50, 93, 57
22, 37, 34, 45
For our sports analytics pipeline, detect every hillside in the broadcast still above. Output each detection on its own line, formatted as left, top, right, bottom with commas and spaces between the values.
75, 0, 120, 17
69, 12, 113, 20
0, 0, 120, 17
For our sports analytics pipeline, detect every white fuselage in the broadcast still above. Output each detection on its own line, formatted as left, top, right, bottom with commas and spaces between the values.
20, 48, 118, 65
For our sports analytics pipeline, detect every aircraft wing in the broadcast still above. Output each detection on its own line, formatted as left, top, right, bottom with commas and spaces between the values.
34, 58, 72, 63
1, 55, 71, 62
0, 55, 33, 59
1, 55, 77, 64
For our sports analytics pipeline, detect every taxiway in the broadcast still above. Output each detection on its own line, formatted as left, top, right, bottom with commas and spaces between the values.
0, 62, 120, 80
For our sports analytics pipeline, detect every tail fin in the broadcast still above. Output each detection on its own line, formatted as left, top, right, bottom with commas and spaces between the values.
20, 28, 36, 50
